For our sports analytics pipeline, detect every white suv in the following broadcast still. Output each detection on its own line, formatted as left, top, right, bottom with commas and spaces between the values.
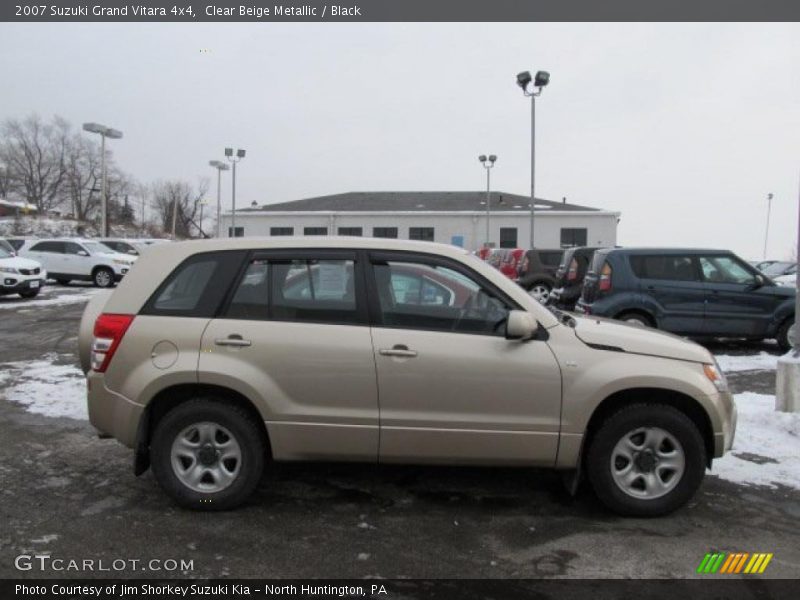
21, 238, 136, 288
0, 243, 46, 298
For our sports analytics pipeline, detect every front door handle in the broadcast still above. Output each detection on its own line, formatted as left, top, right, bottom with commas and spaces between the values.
379, 345, 418, 358
215, 335, 252, 347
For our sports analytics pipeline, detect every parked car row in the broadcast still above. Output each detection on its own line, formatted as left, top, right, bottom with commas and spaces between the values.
478, 245, 797, 351
0, 236, 162, 296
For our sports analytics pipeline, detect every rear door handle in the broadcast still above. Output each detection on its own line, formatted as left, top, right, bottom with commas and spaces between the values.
379, 345, 418, 358
215, 335, 252, 347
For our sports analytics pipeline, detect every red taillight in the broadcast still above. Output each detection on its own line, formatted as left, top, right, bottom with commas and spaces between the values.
92, 313, 135, 373
567, 258, 579, 281
598, 262, 613, 292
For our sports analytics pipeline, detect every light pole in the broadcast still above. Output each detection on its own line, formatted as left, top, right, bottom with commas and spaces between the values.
209, 160, 230, 238
225, 148, 246, 237
82, 122, 122, 237
516, 70, 550, 249
198, 198, 209, 238
478, 154, 497, 247
763, 192, 774, 259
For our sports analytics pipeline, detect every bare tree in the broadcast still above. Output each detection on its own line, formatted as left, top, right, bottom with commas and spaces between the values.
61, 133, 102, 221
151, 179, 209, 238
0, 114, 70, 212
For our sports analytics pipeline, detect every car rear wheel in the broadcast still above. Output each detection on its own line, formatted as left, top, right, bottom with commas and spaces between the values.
587, 404, 706, 517
92, 267, 114, 288
776, 317, 795, 352
526, 282, 551, 303
18, 289, 40, 299
151, 398, 266, 510
617, 312, 653, 328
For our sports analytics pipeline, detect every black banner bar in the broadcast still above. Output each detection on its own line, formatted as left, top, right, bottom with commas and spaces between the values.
2, 0, 800, 23
4, 579, 800, 600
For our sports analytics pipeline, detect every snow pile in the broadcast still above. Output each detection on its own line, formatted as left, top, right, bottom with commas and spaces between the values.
0, 355, 87, 420
714, 352, 780, 373
0, 287, 100, 310
711, 392, 800, 490
0, 215, 152, 238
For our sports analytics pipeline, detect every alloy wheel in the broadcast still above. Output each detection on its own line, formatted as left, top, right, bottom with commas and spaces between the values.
610, 427, 685, 499
170, 422, 242, 493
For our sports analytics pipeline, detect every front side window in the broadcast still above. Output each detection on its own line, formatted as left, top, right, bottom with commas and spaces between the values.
630, 255, 699, 281
372, 259, 510, 335
64, 242, 87, 255
700, 256, 755, 285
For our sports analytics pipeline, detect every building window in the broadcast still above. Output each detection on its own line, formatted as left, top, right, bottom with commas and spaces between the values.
560, 228, 587, 248
338, 227, 363, 236
304, 227, 328, 236
373, 227, 398, 239
499, 228, 517, 248
270, 227, 294, 236
409, 227, 434, 242
228, 227, 244, 237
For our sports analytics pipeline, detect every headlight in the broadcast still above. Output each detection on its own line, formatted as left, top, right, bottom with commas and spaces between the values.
113, 259, 131, 266
0, 266, 20, 274
703, 362, 729, 392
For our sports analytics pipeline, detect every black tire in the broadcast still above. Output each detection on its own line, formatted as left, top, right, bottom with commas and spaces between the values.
18, 289, 40, 299
525, 281, 552, 303
616, 311, 654, 328
92, 267, 114, 288
586, 403, 706, 517
55, 279, 70, 285
151, 398, 266, 510
776, 317, 795, 352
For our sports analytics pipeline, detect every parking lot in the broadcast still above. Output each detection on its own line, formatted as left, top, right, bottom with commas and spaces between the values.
0, 284, 799, 579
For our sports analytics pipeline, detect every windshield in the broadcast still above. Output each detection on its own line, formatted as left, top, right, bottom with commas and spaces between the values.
762, 262, 794, 276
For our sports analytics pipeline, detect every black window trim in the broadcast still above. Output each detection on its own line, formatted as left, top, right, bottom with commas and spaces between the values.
218, 248, 370, 327
364, 249, 525, 337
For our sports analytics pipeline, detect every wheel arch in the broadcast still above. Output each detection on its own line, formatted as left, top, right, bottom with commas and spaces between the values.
614, 308, 657, 327
133, 383, 271, 476
582, 387, 715, 469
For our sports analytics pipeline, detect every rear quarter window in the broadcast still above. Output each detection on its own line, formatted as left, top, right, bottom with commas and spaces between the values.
140, 251, 247, 318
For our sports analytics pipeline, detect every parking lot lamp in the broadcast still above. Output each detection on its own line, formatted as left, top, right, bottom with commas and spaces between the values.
209, 160, 230, 238
516, 70, 549, 249
82, 122, 123, 237
225, 148, 246, 237
763, 193, 774, 259
479, 155, 497, 247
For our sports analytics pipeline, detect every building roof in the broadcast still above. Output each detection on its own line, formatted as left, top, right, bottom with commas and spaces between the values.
236, 192, 600, 213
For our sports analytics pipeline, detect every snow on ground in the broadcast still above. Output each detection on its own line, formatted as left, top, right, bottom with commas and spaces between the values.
0, 285, 100, 310
714, 352, 780, 372
0, 355, 87, 420
711, 392, 800, 490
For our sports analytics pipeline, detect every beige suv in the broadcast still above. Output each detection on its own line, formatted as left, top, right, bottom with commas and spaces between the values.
79, 238, 736, 516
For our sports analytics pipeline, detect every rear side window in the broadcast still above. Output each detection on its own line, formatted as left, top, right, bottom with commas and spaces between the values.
539, 251, 563, 267
223, 256, 364, 325
30, 241, 64, 253
141, 251, 247, 318
630, 255, 699, 281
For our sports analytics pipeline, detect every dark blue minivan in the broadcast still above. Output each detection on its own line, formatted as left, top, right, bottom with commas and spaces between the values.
576, 248, 796, 350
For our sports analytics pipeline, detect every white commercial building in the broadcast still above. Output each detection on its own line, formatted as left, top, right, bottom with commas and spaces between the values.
220, 192, 619, 250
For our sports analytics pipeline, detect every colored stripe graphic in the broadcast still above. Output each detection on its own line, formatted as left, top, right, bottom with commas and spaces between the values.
698, 552, 772, 575
720, 553, 736, 574
710, 553, 726, 573
758, 554, 773, 573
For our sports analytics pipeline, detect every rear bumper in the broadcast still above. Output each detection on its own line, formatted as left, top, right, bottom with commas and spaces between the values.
86, 371, 143, 448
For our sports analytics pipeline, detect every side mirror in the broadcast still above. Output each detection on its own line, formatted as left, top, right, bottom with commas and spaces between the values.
78, 250, 89, 257
506, 310, 538, 340
747, 274, 766, 290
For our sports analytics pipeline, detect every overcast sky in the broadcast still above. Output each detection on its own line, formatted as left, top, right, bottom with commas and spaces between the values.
1, 22, 798, 258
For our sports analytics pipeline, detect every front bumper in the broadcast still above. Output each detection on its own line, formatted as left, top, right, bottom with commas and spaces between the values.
0, 275, 46, 293
712, 389, 737, 458
86, 371, 143, 448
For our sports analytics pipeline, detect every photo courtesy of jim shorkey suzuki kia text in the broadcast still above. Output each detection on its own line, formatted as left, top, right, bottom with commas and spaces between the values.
0, 0, 799, 595
33, 5, 364, 18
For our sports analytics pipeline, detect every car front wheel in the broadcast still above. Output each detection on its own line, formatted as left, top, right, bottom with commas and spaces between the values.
93, 267, 114, 288
776, 317, 795, 352
19, 289, 40, 299
151, 398, 266, 510
587, 403, 706, 517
